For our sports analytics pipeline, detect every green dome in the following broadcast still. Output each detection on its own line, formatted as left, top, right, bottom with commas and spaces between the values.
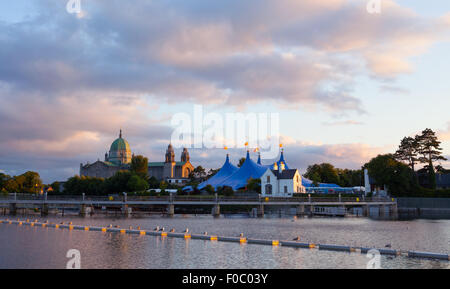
110, 137, 130, 152
107, 130, 132, 165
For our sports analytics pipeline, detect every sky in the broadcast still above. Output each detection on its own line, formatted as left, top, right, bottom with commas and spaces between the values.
0, 0, 450, 183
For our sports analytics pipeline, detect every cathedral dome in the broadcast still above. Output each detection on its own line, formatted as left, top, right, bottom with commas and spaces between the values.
108, 130, 132, 165
110, 137, 130, 152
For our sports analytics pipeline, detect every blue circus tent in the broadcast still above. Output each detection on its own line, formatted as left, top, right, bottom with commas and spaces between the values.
198, 154, 238, 190
216, 151, 267, 190
301, 177, 340, 188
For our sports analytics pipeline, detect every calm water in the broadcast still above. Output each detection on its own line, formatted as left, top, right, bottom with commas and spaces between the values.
0, 215, 449, 269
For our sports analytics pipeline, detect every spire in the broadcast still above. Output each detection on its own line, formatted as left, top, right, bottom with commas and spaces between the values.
226, 153, 230, 163
279, 148, 285, 162
119, 129, 122, 139
257, 152, 261, 165
246, 150, 250, 160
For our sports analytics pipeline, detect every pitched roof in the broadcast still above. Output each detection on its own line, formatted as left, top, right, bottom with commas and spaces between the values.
271, 169, 297, 179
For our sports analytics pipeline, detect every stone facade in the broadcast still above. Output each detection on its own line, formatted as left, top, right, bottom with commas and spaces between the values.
80, 131, 194, 181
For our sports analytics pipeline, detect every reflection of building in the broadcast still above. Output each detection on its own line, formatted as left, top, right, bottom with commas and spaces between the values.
261, 163, 305, 197
80, 130, 194, 182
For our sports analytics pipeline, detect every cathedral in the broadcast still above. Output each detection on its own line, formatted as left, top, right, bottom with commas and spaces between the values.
80, 130, 194, 184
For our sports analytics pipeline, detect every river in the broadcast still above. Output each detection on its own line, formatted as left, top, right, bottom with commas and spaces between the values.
0, 215, 449, 269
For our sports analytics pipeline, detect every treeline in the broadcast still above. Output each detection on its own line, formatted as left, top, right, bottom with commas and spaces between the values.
63, 171, 162, 195
0, 171, 43, 194
365, 128, 449, 197
303, 163, 362, 187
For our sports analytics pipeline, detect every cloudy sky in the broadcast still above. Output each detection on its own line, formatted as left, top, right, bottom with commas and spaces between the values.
1, 0, 450, 183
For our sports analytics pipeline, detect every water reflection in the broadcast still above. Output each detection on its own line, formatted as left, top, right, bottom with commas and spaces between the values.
0, 215, 448, 269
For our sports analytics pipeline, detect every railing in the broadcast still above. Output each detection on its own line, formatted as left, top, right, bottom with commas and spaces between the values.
0, 193, 394, 203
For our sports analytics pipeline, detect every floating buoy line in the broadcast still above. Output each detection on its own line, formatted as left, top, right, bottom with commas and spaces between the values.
1, 218, 448, 262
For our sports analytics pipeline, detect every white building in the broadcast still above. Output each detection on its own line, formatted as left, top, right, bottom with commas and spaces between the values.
260, 163, 306, 197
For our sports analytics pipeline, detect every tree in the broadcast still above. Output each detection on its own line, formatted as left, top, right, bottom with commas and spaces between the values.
190, 166, 207, 180
246, 178, 261, 193
4, 179, 19, 193
428, 163, 437, 190
64, 175, 106, 195
147, 176, 160, 189
127, 175, 149, 192
435, 165, 450, 174
416, 128, 447, 189
50, 182, 61, 194
416, 128, 447, 166
304, 163, 340, 185
206, 168, 220, 179
394, 136, 419, 172
336, 168, 363, 187
365, 154, 414, 195
22, 171, 43, 193
104, 171, 132, 194
217, 186, 234, 196
0, 173, 11, 191
130, 155, 148, 178
204, 184, 215, 194
237, 158, 246, 168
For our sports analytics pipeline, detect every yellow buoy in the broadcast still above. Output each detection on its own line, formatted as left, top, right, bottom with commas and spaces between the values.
161, 232, 168, 237
120, 229, 126, 234
309, 243, 316, 249
272, 240, 280, 246
101, 228, 107, 232
84, 226, 89, 231
240, 237, 247, 243
210, 236, 218, 241
139, 230, 146, 235
184, 234, 191, 239
55, 224, 59, 229
69, 225, 74, 230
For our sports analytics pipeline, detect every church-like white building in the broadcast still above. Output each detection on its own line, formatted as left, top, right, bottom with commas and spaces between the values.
260, 162, 305, 197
